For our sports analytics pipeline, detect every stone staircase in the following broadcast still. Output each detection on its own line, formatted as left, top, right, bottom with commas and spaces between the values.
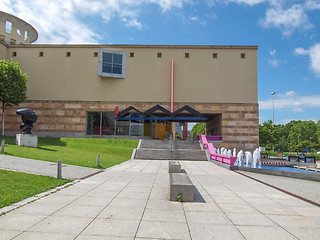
135, 140, 208, 161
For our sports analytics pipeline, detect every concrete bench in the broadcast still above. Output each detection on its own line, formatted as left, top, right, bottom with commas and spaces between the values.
169, 161, 181, 173
169, 173, 194, 202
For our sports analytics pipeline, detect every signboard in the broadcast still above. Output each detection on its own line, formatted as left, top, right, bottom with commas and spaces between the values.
303, 148, 309, 153
306, 157, 315, 164
289, 156, 299, 162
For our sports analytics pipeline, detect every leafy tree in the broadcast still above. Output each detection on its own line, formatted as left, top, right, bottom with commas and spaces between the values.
288, 120, 319, 152
0, 60, 28, 135
259, 120, 279, 150
191, 123, 206, 137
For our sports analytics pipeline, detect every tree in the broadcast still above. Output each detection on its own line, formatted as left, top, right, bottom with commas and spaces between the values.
191, 123, 206, 137
259, 120, 279, 150
288, 120, 319, 152
0, 60, 28, 135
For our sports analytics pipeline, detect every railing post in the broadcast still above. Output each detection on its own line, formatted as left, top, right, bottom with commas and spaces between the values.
1, 140, 5, 153
97, 154, 100, 167
57, 160, 62, 179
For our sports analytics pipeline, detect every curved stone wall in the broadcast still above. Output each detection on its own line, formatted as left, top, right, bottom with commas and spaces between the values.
0, 11, 38, 44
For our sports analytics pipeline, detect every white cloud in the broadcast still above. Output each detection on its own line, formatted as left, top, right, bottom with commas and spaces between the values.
278, 118, 319, 125
268, 49, 284, 67
305, 0, 320, 10
259, 91, 320, 112
3, 0, 192, 44
285, 91, 296, 96
294, 43, 320, 77
270, 49, 276, 56
268, 58, 279, 67
294, 47, 309, 55
261, 4, 313, 36
309, 43, 320, 77
228, 0, 267, 5
205, 1, 317, 36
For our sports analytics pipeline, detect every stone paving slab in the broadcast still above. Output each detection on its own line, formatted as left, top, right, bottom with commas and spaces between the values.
0, 154, 102, 179
0, 159, 319, 240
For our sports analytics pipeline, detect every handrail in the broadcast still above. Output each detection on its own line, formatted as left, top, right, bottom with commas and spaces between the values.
201, 135, 237, 166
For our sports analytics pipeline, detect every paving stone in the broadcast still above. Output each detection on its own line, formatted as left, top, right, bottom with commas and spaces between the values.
185, 211, 232, 225
142, 208, 186, 223
0, 213, 46, 231
14, 232, 77, 240
82, 218, 140, 238
188, 223, 245, 240
0, 230, 21, 240
226, 212, 277, 226
53, 204, 105, 218
0, 159, 319, 239
136, 220, 191, 240
97, 206, 144, 221
236, 226, 298, 240
28, 216, 92, 234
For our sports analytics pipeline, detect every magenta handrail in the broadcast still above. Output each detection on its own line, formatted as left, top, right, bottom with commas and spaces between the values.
200, 135, 208, 149
201, 136, 237, 166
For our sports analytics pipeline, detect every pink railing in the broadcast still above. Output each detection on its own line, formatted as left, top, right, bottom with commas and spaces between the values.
200, 135, 208, 149
197, 135, 222, 141
200, 135, 237, 166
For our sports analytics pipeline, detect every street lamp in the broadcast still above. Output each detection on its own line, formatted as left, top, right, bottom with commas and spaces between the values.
271, 91, 276, 124
271, 91, 276, 152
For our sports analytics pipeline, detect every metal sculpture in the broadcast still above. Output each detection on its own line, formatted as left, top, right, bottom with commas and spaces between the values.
16, 108, 38, 134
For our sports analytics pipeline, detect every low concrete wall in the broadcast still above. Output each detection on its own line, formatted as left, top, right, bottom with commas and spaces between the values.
234, 166, 320, 182
209, 159, 320, 182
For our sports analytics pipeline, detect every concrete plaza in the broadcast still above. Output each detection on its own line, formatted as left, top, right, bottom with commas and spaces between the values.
0, 159, 319, 239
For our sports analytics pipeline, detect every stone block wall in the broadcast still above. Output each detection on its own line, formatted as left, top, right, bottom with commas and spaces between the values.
1, 100, 259, 151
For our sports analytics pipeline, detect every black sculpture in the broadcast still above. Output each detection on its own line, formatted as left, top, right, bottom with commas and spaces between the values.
16, 108, 38, 134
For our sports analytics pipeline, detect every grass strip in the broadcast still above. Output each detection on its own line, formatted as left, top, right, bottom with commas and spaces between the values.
0, 137, 138, 169
0, 169, 71, 209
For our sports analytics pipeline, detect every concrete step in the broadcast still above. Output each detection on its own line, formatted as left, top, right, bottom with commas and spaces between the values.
135, 149, 207, 161
141, 140, 201, 150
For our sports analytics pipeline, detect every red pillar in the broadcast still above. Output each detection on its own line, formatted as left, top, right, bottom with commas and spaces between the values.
182, 123, 188, 140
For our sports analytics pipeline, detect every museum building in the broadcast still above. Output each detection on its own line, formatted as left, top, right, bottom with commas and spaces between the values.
0, 11, 259, 151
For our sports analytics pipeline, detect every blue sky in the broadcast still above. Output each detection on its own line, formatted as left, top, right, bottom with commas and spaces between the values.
2, 0, 320, 125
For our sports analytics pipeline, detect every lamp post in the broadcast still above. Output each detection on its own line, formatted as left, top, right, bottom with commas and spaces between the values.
271, 91, 276, 152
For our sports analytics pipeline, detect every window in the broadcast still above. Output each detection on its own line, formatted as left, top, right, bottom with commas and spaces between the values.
185, 53, 190, 58
87, 112, 143, 136
66, 52, 71, 57
24, 31, 28, 42
157, 52, 162, 58
98, 49, 126, 78
17, 29, 21, 35
39, 51, 44, 57
12, 51, 17, 57
10, 39, 16, 45
241, 53, 246, 59
94, 52, 98, 57
5, 21, 12, 33
130, 52, 134, 58
212, 53, 218, 58
0, 35, 5, 41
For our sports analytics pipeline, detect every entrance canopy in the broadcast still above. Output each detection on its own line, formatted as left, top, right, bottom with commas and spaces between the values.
116, 105, 206, 122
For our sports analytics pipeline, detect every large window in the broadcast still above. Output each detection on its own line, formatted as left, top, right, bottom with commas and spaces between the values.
87, 112, 143, 136
5, 21, 12, 33
98, 49, 126, 78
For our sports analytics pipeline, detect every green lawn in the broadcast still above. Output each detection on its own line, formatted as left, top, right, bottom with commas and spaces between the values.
0, 137, 138, 169
0, 169, 71, 209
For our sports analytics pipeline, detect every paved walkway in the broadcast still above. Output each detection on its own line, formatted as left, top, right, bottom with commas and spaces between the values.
0, 155, 102, 179
238, 170, 320, 205
1, 159, 319, 239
